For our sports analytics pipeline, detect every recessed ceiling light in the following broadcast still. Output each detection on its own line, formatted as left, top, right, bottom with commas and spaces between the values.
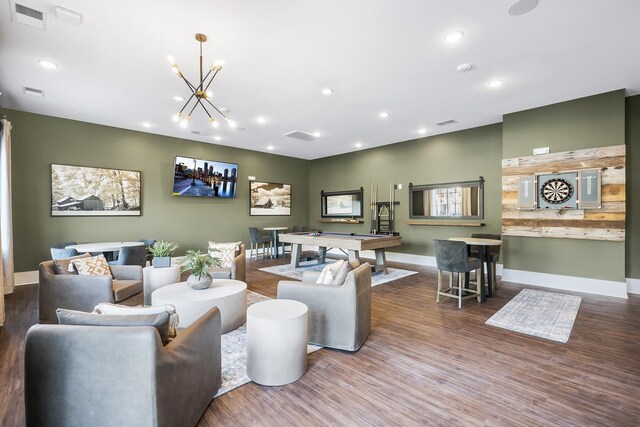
213, 136, 222, 141
456, 63, 473, 73
141, 122, 152, 128
214, 59, 225, 67
38, 60, 57, 69
256, 116, 268, 124
354, 142, 363, 148
487, 79, 504, 88
267, 145, 274, 151
418, 128, 427, 135
226, 119, 237, 128
173, 95, 184, 102
321, 88, 334, 95
379, 112, 390, 119
312, 132, 322, 138
445, 30, 464, 43
508, 0, 539, 16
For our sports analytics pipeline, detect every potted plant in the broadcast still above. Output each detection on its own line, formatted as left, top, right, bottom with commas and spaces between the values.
149, 241, 179, 268
179, 249, 222, 290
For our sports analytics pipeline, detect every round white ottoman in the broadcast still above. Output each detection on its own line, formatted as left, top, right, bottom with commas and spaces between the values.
142, 266, 181, 305
246, 299, 308, 386
151, 279, 247, 333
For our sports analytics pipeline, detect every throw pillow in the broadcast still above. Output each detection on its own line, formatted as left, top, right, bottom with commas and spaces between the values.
208, 241, 241, 267
56, 308, 172, 345
52, 252, 92, 275
93, 302, 179, 340
315, 260, 345, 285
71, 254, 112, 277
331, 260, 354, 286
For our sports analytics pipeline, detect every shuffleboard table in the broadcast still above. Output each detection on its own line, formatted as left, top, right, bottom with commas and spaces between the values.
278, 231, 402, 274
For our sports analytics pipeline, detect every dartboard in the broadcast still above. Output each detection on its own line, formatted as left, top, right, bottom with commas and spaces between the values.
540, 178, 574, 204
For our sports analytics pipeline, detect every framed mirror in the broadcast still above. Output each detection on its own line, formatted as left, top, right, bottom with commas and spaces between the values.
321, 188, 364, 218
409, 177, 484, 219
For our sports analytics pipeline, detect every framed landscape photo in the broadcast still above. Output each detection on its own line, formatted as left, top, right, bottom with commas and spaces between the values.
51, 164, 141, 216
249, 181, 291, 216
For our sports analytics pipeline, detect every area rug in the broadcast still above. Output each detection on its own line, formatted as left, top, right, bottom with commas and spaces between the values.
215, 290, 322, 397
485, 288, 581, 343
259, 260, 418, 287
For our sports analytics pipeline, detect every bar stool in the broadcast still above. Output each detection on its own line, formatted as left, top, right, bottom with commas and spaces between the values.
248, 227, 274, 260
434, 239, 482, 308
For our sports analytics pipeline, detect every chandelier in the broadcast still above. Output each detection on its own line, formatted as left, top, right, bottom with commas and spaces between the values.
169, 33, 235, 129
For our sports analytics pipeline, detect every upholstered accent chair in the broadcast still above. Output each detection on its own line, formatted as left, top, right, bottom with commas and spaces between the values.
139, 238, 157, 265
50, 247, 78, 259
108, 245, 147, 268
24, 307, 222, 427
433, 239, 481, 308
277, 262, 372, 351
38, 259, 144, 324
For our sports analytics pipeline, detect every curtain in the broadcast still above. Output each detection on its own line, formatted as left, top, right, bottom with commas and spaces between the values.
462, 187, 472, 216
1, 119, 14, 313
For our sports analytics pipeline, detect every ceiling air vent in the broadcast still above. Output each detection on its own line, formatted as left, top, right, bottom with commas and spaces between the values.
283, 131, 320, 142
190, 130, 210, 137
11, 1, 46, 30
23, 86, 44, 97
435, 119, 458, 127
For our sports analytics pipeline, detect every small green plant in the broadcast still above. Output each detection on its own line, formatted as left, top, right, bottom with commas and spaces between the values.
148, 241, 179, 257
179, 250, 222, 279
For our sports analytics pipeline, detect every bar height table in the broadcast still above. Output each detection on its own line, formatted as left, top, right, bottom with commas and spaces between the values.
449, 237, 502, 303
264, 226, 288, 258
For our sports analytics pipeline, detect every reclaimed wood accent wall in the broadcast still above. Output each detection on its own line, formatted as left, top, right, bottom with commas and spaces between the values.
502, 145, 625, 241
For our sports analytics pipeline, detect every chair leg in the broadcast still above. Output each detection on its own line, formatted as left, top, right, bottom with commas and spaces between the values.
436, 270, 442, 303
458, 273, 463, 309
476, 268, 482, 302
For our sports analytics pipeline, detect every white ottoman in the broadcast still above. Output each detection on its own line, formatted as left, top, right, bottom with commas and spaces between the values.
151, 279, 247, 333
142, 266, 181, 305
247, 299, 308, 386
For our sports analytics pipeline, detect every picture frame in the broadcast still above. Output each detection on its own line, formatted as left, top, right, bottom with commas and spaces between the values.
51, 163, 141, 216
249, 181, 291, 216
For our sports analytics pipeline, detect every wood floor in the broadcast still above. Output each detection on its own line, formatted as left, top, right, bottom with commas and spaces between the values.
2, 257, 639, 426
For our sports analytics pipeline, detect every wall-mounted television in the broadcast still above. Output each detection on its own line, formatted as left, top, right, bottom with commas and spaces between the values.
172, 156, 238, 198
321, 188, 364, 218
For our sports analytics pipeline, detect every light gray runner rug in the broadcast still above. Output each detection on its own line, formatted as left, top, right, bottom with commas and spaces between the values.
486, 288, 581, 343
216, 290, 322, 397
259, 260, 417, 287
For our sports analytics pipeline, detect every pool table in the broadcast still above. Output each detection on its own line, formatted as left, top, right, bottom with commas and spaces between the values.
278, 231, 402, 274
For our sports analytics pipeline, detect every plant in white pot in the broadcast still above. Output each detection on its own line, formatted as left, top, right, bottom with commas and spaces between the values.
179, 250, 222, 290
149, 241, 180, 268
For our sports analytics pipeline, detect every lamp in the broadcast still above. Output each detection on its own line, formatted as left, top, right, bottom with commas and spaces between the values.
169, 33, 234, 129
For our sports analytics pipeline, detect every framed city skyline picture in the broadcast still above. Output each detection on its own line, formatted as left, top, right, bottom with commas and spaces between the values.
249, 181, 291, 216
51, 164, 141, 216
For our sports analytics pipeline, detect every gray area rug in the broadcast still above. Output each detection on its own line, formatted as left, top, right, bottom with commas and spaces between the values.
486, 288, 581, 343
216, 290, 322, 397
259, 260, 418, 287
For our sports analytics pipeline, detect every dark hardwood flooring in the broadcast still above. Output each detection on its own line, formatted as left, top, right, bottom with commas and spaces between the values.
2, 257, 639, 426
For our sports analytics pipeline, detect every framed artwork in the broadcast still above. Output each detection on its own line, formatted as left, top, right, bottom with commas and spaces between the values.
51, 164, 141, 216
249, 181, 291, 216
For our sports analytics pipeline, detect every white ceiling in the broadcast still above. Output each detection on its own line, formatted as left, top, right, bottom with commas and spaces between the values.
1, 0, 639, 160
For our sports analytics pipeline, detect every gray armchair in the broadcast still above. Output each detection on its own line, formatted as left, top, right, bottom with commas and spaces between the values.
39, 260, 144, 324
277, 262, 372, 351
25, 307, 222, 427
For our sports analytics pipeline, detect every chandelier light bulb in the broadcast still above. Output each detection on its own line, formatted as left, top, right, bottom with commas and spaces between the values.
171, 64, 179, 74
167, 55, 175, 64
226, 118, 237, 128
214, 59, 225, 67
205, 90, 213, 99
172, 113, 181, 122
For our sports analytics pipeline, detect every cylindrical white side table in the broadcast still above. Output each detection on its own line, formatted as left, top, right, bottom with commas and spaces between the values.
143, 266, 181, 305
246, 299, 308, 386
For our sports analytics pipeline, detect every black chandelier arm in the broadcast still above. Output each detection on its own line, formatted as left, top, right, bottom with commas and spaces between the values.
203, 98, 228, 119
186, 101, 199, 118
203, 68, 221, 93
177, 90, 198, 115
195, 98, 213, 118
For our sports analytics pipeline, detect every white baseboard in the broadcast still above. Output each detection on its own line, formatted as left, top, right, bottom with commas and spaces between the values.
15, 270, 38, 286
502, 269, 628, 299
627, 278, 640, 295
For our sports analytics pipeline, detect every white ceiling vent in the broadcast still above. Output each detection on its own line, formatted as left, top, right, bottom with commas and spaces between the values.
283, 131, 320, 142
435, 119, 458, 126
55, 6, 82, 25
24, 86, 44, 97
190, 130, 210, 137
10, 1, 46, 30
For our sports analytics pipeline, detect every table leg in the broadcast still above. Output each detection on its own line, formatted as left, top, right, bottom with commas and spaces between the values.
291, 244, 301, 268
374, 249, 388, 274
348, 250, 360, 263
485, 247, 494, 298
318, 247, 327, 264
272, 231, 280, 258
479, 247, 487, 303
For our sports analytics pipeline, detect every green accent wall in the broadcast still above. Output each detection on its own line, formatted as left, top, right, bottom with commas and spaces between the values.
7, 110, 310, 271
308, 124, 503, 256
502, 90, 626, 282
626, 94, 640, 279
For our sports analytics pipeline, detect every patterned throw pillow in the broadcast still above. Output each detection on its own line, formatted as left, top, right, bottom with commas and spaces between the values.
208, 241, 241, 267
52, 252, 92, 275
71, 254, 112, 277
93, 302, 179, 340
